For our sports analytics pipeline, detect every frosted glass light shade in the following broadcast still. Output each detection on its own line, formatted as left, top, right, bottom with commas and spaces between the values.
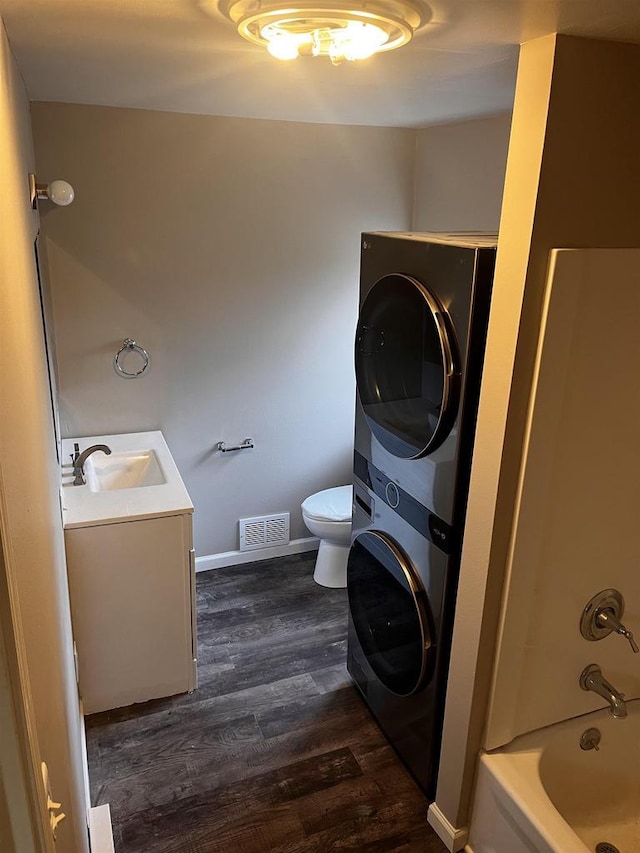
227, 0, 426, 64
48, 180, 75, 206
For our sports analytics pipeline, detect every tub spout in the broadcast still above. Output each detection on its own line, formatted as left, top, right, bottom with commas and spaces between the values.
579, 664, 627, 719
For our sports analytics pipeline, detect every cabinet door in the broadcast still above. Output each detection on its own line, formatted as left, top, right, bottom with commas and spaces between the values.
65, 514, 193, 714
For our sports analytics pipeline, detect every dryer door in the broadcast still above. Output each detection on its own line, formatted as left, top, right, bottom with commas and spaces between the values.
347, 530, 434, 696
355, 273, 459, 459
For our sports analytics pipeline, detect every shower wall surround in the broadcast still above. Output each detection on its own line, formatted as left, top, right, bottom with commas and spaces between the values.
486, 247, 640, 748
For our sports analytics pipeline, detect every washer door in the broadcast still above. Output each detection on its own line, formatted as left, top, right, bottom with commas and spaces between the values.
355, 273, 459, 459
347, 530, 434, 696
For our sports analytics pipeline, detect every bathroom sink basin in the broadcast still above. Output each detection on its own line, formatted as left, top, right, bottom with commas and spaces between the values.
84, 450, 166, 492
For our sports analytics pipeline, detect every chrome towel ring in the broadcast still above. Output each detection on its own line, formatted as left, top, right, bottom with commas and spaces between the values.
114, 338, 149, 379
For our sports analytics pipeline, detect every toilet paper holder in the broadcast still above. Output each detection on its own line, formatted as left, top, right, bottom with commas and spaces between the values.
216, 438, 254, 453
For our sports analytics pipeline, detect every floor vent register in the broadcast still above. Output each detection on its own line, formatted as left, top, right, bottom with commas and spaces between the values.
239, 513, 290, 552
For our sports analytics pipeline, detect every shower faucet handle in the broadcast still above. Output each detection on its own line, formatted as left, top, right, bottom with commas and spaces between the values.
580, 588, 639, 653
596, 609, 639, 653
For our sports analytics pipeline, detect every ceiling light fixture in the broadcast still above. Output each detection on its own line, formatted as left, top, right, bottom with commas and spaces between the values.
225, 0, 425, 64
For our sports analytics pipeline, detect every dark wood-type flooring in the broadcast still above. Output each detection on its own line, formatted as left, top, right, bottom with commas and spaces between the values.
86, 552, 448, 852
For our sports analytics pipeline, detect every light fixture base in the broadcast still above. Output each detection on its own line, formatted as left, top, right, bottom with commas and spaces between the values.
29, 173, 46, 210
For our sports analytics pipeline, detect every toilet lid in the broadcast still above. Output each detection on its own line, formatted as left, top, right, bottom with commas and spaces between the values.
302, 485, 353, 522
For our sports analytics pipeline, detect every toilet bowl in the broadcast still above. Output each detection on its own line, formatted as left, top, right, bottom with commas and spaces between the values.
301, 485, 353, 588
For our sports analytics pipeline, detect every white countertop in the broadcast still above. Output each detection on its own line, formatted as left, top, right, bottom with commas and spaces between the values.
61, 431, 193, 529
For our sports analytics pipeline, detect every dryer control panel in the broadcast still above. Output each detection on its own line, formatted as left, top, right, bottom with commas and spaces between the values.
354, 451, 455, 554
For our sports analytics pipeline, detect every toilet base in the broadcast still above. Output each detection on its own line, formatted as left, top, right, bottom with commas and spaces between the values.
313, 540, 349, 588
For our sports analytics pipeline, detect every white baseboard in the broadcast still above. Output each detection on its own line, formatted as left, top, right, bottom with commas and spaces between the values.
427, 803, 469, 852
195, 537, 319, 572
88, 804, 115, 853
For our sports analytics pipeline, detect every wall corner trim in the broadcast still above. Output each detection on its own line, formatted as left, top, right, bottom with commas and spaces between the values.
427, 803, 468, 852
88, 804, 115, 853
195, 537, 319, 572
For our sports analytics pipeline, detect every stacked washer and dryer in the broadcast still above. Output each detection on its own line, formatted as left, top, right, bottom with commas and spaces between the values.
347, 232, 497, 799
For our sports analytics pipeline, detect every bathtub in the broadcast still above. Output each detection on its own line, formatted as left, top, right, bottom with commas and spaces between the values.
467, 699, 640, 853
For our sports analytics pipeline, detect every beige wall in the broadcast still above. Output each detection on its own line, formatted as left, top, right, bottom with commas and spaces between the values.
31, 103, 416, 558
0, 19, 88, 853
485, 34, 640, 749
412, 114, 511, 232
433, 33, 640, 841
0, 543, 45, 853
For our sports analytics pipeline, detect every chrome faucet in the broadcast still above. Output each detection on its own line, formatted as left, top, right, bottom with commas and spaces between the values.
580, 589, 639, 653
71, 443, 112, 486
579, 664, 627, 719
595, 608, 639, 653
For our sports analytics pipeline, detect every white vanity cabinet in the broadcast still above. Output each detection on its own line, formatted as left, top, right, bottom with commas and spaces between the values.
61, 431, 197, 715
65, 513, 196, 714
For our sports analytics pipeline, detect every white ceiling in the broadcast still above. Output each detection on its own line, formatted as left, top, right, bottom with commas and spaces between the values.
2, 0, 640, 127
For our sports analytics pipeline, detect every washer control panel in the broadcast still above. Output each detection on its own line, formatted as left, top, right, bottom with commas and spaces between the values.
353, 451, 454, 554
385, 481, 400, 508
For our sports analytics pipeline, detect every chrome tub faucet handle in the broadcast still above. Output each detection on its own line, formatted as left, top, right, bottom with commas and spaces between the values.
596, 608, 639, 653
580, 589, 639, 653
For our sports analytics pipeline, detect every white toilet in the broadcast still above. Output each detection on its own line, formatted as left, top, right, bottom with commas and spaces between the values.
301, 485, 353, 588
